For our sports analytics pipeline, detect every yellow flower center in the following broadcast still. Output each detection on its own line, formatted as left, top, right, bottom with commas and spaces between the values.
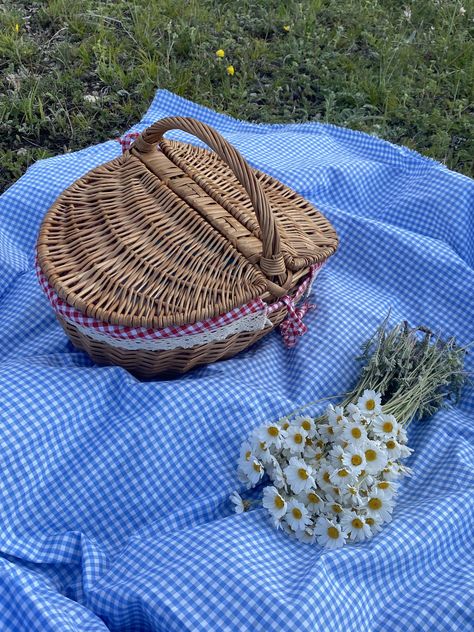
386, 440, 396, 450
366, 517, 375, 526
351, 427, 362, 439
316, 453, 323, 460
259, 441, 266, 450
252, 462, 262, 473
274, 495, 285, 509
366, 399, 376, 411
377, 482, 390, 490
294, 433, 303, 444
298, 468, 309, 480
336, 415, 343, 422
383, 421, 394, 433
282, 422, 289, 430
245, 450, 251, 461
268, 426, 279, 437
338, 469, 350, 477
328, 427, 334, 435
351, 518, 364, 529
305, 438, 313, 446
368, 498, 382, 510
365, 449, 377, 462
327, 526, 340, 539
301, 420, 311, 432
308, 492, 320, 504
332, 504, 343, 513
323, 472, 331, 483
316, 440, 324, 449
292, 507, 302, 520
351, 455, 363, 466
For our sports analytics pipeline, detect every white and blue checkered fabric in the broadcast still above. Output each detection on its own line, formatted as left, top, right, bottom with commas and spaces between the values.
1, 90, 473, 632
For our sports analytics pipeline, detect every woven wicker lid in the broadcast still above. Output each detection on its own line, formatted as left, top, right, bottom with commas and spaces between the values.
37, 117, 338, 329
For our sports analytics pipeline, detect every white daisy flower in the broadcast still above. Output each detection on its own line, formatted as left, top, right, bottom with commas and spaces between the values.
230, 491, 246, 514
295, 415, 317, 438
284, 425, 308, 454
329, 467, 358, 489
267, 455, 287, 490
325, 498, 344, 518
342, 420, 368, 444
316, 460, 334, 492
365, 489, 394, 523
357, 390, 382, 417
262, 486, 287, 520
286, 499, 311, 531
384, 437, 402, 460
245, 458, 265, 487
340, 484, 365, 508
257, 422, 286, 449
326, 404, 347, 428
364, 513, 383, 534
372, 414, 399, 439
237, 441, 253, 471
342, 445, 366, 475
299, 489, 325, 513
303, 443, 322, 461
314, 516, 346, 549
329, 443, 345, 465
295, 526, 315, 544
346, 402, 363, 421
341, 510, 373, 542
397, 425, 408, 444
284, 456, 315, 494
250, 433, 273, 464
319, 423, 342, 441
399, 443, 414, 459
374, 480, 398, 500
382, 462, 413, 481
363, 439, 388, 475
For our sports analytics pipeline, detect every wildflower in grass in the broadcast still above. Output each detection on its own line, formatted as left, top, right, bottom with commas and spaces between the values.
215, 49, 225, 58
226, 65, 235, 76
15, 23, 19, 33
283, 25, 291, 32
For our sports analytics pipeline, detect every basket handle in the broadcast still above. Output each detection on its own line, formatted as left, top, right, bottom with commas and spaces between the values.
132, 116, 289, 290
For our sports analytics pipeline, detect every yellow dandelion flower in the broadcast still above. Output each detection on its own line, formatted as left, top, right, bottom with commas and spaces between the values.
283, 25, 291, 32
216, 49, 225, 58
226, 65, 235, 76
15, 23, 20, 33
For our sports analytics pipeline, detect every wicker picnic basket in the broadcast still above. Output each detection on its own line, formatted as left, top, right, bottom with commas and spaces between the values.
36, 117, 338, 377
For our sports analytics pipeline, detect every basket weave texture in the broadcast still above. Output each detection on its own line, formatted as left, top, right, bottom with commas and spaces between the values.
37, 117, 338, 376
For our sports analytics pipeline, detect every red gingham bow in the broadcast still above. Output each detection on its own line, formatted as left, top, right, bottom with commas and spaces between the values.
279, 297, 315, 348
116, 132, 141, 153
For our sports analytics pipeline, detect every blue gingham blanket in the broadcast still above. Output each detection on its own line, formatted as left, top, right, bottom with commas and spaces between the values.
1, 90, 473, 632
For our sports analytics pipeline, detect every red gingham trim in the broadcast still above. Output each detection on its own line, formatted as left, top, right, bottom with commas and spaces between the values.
36, 262, 267, 341
36, 261, 324, 344
115, 132, 141, 153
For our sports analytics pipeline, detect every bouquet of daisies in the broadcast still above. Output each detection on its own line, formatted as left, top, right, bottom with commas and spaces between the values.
232, 318, 468, 548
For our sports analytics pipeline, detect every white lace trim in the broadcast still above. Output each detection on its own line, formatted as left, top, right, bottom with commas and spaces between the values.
64, 311, 273, 351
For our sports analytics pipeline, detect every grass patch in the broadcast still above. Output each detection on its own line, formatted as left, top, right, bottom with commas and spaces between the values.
1, 0, 472, 192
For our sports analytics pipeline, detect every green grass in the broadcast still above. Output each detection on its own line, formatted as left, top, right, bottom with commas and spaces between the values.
1, 0, 473, 192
